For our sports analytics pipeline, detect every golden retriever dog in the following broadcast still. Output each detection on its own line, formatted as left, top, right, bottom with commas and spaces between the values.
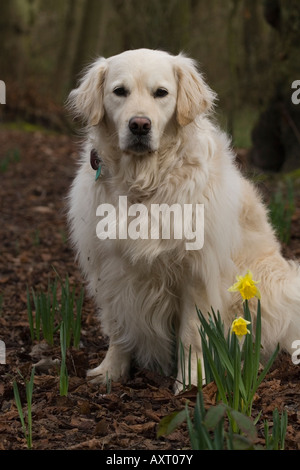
67, 48, 300, 390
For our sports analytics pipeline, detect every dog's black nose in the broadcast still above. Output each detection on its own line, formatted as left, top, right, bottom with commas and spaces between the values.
129, 116, 151, 136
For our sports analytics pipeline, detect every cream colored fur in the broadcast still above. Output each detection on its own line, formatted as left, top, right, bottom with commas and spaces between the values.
67, 49, 300, 390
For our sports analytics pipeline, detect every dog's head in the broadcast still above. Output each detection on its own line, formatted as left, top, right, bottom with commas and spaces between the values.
68, 49, 216, 155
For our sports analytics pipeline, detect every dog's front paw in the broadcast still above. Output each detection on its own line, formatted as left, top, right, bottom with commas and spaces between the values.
87, 346, 131, 384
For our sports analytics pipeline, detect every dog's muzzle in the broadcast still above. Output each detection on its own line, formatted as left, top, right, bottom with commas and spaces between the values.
126, 116, 153, 154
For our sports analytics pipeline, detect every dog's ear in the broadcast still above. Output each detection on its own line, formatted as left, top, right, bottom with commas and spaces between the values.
67, 58, 107, 126
175, 55, 216, 127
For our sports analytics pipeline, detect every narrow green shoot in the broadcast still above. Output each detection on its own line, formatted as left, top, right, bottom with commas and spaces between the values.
60, 275, 84, 349
13, 368, 35, 449
59, 321, 69, 396
26, 286, 35, 341
27, 280, 58, 345
264, 409, 288, 450
179, 341, 193, 391
105, 371, 112, 394
26, 275, 83, 349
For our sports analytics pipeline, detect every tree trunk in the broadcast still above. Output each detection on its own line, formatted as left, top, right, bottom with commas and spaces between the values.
54, 0, 87, 99
0, 0, 40, 81
72, 0, 104, 79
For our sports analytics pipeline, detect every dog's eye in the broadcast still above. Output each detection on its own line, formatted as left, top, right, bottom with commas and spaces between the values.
154, 88, 168, 98
113, 87, 128, 97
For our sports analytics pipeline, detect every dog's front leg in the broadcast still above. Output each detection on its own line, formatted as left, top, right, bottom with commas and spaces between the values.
87, 342, 131, 384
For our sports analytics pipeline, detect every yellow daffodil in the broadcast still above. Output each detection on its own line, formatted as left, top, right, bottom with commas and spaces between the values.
228, 270, 261, 301
231, 317, 251, 340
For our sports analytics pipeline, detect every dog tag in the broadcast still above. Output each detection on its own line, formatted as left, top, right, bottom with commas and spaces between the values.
95, 165, 102, 181
90, 149, 102, 180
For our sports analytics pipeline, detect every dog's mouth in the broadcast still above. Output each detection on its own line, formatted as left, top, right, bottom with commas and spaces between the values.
126, 136, 154, 155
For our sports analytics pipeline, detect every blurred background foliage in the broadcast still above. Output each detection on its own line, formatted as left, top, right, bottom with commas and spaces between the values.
0, 0, 299, 170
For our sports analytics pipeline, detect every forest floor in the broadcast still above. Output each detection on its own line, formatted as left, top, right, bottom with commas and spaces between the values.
0, 127, 299, 451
